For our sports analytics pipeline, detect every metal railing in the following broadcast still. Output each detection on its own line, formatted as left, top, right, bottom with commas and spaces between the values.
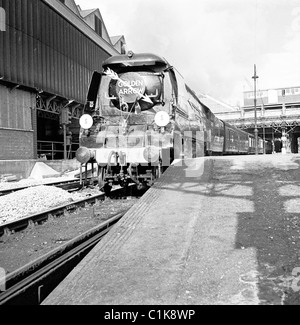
37, 140, 79, 160
217, 106, 300, 121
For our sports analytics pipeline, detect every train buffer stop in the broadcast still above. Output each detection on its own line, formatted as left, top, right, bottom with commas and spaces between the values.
43, 154, 300, 305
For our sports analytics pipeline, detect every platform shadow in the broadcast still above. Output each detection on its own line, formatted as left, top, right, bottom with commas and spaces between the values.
156, 155, 300, 304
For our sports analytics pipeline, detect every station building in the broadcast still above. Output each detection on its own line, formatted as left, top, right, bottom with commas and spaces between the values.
0, 0, 126, 176
211, 86, 300, 154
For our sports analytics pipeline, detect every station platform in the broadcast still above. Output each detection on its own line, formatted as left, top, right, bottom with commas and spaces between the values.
43, 154, 300, 305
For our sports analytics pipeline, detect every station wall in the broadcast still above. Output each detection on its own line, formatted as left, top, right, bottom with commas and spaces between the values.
0, 0, 112, 104
0, 84, 35, 159
0, 128, 34, 160
0, 0, 118, 161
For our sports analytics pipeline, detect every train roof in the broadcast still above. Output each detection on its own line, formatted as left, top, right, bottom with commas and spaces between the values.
223, 121, 251, 134
102, 52, 170, 70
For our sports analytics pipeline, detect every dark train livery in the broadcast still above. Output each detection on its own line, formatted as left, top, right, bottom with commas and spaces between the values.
76, 52, 268, 192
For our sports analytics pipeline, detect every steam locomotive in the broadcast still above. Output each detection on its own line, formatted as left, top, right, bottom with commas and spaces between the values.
76, 52, 267, 193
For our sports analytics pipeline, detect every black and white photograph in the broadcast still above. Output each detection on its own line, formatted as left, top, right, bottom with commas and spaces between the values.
0, 0, 300, 308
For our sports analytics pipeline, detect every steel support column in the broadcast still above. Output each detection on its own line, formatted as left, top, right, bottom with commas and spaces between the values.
252, 64, 259, 155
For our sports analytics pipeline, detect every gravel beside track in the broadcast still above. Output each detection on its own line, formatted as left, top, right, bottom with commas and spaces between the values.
0, 175, 76, 191
0, 185, 85, 225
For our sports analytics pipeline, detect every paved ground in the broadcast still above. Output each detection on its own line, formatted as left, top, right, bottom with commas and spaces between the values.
43, 154, 300, 305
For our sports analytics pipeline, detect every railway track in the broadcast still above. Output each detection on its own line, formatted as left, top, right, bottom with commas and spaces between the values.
0, 185, 138, 237
0, 178, 97, 196
0, 192, 105, 237
0, 211, 127, 305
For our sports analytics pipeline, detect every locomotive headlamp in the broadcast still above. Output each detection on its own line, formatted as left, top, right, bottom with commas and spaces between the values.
79, 114, 93, 129
76, 147, 92, 164
154, 111, 170, 127
143, 146, 160, 163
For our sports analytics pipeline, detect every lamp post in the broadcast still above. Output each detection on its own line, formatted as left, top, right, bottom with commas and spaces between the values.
252, 64, 259, 155
281, 90, 287, 154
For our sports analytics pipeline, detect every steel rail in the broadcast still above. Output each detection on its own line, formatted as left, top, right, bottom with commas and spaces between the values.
0, 192, 106, 237
0, 211, 127, 305
0, 178, 97, 196
0, 184, 138, 237
0, 180, 141, 237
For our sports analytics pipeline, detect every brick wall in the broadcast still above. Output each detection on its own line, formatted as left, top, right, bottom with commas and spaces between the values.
0, 128, 34, 160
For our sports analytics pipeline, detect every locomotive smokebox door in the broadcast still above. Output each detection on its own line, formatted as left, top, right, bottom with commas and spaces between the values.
115, 72, 146, 103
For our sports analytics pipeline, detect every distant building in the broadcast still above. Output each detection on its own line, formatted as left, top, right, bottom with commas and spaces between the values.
215, 86, 300, 154
243, 86, 300, 109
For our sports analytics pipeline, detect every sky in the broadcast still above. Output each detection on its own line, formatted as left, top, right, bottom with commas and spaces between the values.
75, 0, 300, 107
